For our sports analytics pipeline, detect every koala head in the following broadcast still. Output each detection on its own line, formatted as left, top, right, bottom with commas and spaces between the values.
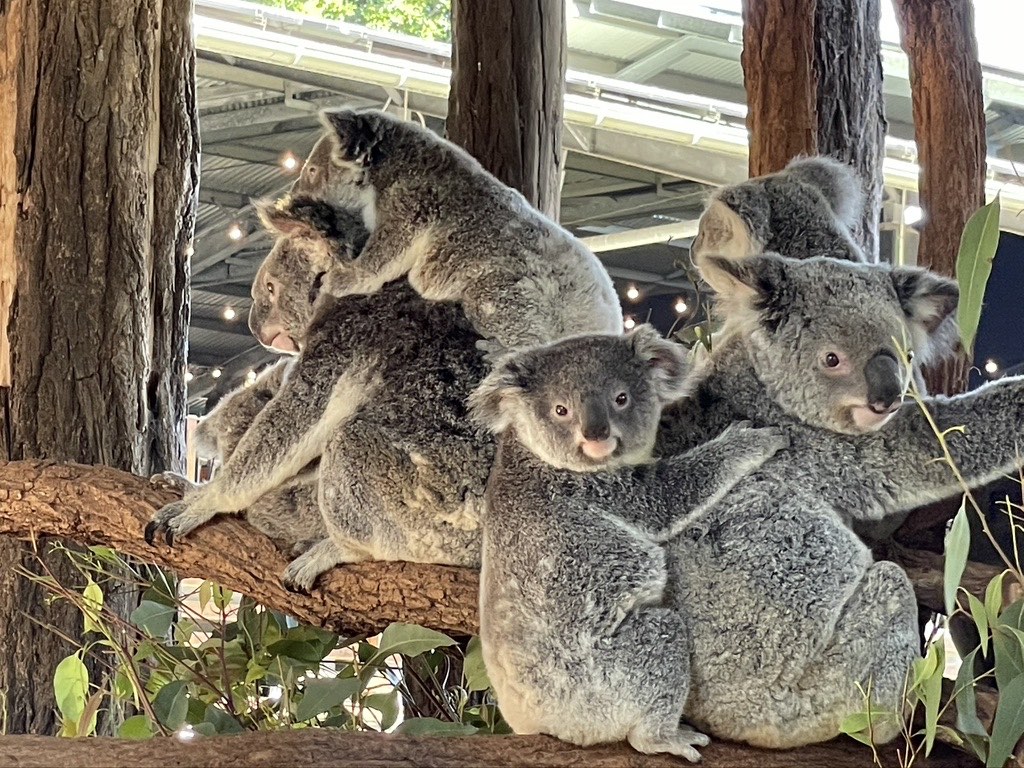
469, 326, 692, 472
250, 194, 369, 352
703, 253, 959, 434
288, 133, 374, 219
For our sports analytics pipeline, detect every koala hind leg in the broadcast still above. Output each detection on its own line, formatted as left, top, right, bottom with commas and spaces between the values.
281, 538, 366, 593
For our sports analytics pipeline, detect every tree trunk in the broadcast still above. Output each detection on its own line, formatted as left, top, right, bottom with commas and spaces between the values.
740, 0, 818, 178
0, 0, 197, 734
446, 0, 566, 220
891, 0, 986, 396
814, 0, 887, 260
0, 730, 974, 767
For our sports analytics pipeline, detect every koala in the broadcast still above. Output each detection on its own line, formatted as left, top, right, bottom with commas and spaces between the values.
653, 252, 1024, 749
469, 327, 788, 761
147, 197, 494, 591
691, 155, 866, 269
293, 107, 623, 353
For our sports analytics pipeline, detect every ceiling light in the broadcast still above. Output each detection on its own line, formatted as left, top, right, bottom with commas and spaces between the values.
984, 359, 1000, 375
222, 307, 237, 321
210, 367, 222, 379
281, 152, 299, 171
623, 315, 636, 330
185, 371, 194, 383
626, 285, 640, 301
674, 299, 688, 314
903, 205, 924, 225
227, 224, 243, 241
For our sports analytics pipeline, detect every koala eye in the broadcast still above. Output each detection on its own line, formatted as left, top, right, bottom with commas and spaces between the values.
308, 271, 327, 304
824, 352, 841, 368
553, 404, 570, 419
614, 392, 629, 408
265, 281, 275, 296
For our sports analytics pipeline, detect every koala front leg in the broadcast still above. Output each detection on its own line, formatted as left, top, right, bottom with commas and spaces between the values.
323, 222, 421, 298
146, 360, 371, 545
606, 423, 789, 541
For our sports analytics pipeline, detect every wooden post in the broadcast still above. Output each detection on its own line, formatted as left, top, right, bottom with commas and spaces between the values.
892, 0, 986, 396
0, 0, 197, 732
446, 0, 567, 220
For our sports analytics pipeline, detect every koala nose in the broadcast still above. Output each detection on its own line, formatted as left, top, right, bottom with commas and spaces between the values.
581, 402, 611, 442
864, 351, 903, 412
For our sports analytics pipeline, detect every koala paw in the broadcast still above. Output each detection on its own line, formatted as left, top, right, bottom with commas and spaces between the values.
149, 471, 197, 494
630, 725, 709, 763
475, 338, 509, 366
714, 422, 789, 483
144, 500, 216, 547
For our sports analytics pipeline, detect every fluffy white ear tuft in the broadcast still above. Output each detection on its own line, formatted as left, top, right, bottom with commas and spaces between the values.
467, 353, 531, 434
627, 324, 692, 403
891, 267, 960, 365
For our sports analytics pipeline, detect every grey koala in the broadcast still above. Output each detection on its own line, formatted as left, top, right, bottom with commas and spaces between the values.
655, 252, 1024, 749
190, 360, 326, 558
691, 155, 866, 269
297, 107, 623, 352
147, 197, 494, 591
469, 326, 788, 761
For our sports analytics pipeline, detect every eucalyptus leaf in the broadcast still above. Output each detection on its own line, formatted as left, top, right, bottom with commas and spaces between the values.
364, 690, 401, 731
82, 580, 104, 634
969, 593, 992, 659
923, 640, 945, 756
988, 674, 1024, 767
294, 676, 364, 722
393, 717, 478, 737
954, 648, 989, 764
463, 636, 491, 692
955, 195, 1002, 357
987, 572, 1007, 621
944, 501, 971, 616
368, 624, 456, 667
204, 705, 245, 735
118, 715, 155, 740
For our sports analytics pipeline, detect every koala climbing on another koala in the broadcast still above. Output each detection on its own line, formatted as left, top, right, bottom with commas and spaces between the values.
147, 193, 494, 592
291, 107, 622, 353
469, 327, 788, 761
152, 362, 325, 558
691, 155, 866, 269
652, 253, 1024, 749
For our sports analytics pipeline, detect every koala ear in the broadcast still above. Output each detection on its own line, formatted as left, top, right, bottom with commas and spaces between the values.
256, 195, 367, 255
691, 198, 760, 268
891, 267, 959, 333
319, 108, 383, 167
467, 354, 531, 434
627, 324, 692, 403
290, 135, 332, 195
702, 252, 794, 333
255, 196, 308, 238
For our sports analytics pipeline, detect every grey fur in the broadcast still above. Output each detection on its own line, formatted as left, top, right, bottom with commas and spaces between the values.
691, 155, 865, 268
472, 329, 788, 760
301, 108, 623, 351
656, 253, 1024, 748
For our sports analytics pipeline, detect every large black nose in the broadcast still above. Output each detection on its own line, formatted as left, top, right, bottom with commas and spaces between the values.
581, 402, 611, 441
864, 351, 903, 412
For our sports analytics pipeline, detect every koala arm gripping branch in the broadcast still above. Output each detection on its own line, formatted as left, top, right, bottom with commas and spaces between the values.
868, 375, 1024, 513
596, 424, 787, 542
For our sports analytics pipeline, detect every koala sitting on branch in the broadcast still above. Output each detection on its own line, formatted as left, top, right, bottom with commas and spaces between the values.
293, 107, 623, 353
146, 194, 494, 592
655, 252, 1024, 748
470, 326, 787, 761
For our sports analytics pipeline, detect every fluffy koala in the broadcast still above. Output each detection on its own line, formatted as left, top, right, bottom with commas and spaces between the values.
654, 252, 1024, 748
470, 327, 787, 761
295, 107, 622, 352
691, 155, 865, 268
147, 196, 494, 590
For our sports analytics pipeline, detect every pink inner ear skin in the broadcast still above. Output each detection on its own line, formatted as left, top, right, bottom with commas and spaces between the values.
269, 333, 298, 354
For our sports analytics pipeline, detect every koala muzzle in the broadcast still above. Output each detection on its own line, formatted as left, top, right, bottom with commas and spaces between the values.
581, 403, 611, 442
864, 352, 903, 413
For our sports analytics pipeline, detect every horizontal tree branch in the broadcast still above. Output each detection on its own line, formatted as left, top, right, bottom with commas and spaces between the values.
0, 460, 480, 637
0, 731, 971, 768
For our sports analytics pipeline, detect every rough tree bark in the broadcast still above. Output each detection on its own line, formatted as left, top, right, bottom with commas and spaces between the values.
814, 0, 887, 260
0, 0, 197, 734
891, 0, 986, 396
446, 0, 567, 220
0, 731, 973, 768
741, 0, 886, 259
740, 0, 818, 178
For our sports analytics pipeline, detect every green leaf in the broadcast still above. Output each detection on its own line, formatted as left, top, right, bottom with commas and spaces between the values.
953, 648, 989, 763
118, 715, 155, 740
294, 677, 364, 722
53, 653, 89, 729
955, 195, 1002, 357
211, 584, 234, 612
987, 572, 1007, 622
198, 580, 213, 613
367, 624, 456, 667
463, 637, 491, 693
923, 640, 945, 756
393, 717, 478, 736
204, 705, 245, 735
131, 600, 176, 637
988, 674, 1024, 767
944, 501, 971, 616
364, 690, 401, 731
82, 580, 104, 634
193, 722, 217, 737
151, 680, 189, 731
967, 594, 992, 659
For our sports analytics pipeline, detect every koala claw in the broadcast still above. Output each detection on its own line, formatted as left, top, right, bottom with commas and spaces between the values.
145, 500, 214, 547
149, 471, 196, 494
630, 726, 709, 763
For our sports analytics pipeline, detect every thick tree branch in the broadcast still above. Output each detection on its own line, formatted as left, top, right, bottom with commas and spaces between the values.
0, 731, 971, 768
0, 460, 480, 637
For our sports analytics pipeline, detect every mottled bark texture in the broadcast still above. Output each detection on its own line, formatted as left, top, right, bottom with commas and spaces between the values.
446, 0, 566, 220
0, 727, 973, 767
741, 0, 886, 260
814, 0, 886, 260
0, 0, 197, 733
892, 0, 986, 396
0, 461, 481, 637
